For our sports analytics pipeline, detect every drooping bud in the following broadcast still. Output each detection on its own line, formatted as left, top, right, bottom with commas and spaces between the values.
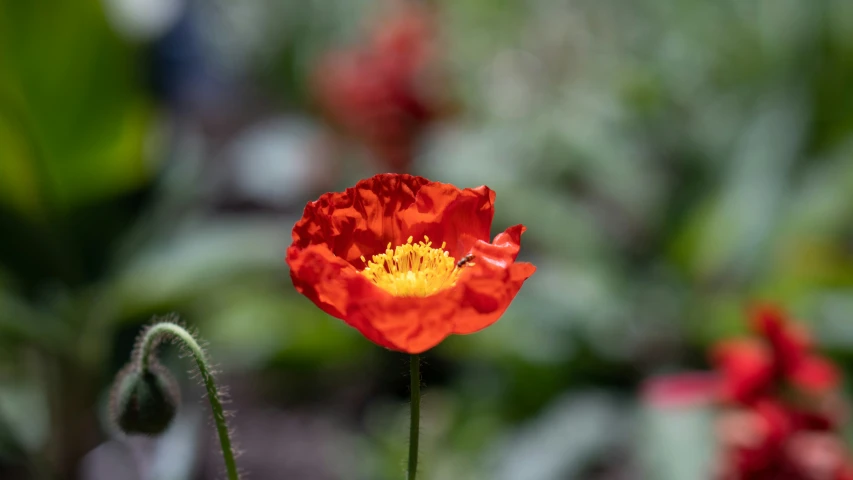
110, 362, 180, 436
110, 318, 241, 479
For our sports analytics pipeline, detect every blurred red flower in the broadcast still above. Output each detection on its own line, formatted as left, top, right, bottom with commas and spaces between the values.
286, 174, 535, 353
713, 305, 840, 405
711, 305, 849, 480
313, 4, 451, 171
752, 305, 840, 394
712, 339, 775, 404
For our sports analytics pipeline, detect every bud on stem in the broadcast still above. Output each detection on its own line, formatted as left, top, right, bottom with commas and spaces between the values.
109, 315, 241, 480
111, 362, 179, 435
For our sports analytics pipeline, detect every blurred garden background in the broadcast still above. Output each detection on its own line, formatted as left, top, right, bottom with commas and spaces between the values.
3, 0, 853, 479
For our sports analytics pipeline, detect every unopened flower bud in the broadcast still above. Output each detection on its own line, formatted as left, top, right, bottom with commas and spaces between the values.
110, 363, 180, 435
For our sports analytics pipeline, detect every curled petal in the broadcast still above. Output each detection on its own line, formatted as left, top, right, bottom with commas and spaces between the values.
450, 263, 535, 335
451, 225, 535, 334
471, 224, 525, 268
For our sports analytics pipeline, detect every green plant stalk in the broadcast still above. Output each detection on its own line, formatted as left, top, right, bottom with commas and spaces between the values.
138, 322, 239, 480
408, 354, 420, 480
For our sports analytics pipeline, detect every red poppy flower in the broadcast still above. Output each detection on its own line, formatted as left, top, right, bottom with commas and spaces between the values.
286, 174, 536, 353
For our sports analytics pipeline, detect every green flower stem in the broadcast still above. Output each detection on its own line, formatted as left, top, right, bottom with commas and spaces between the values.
138, 322, 239, 480
408, 354, 421, 480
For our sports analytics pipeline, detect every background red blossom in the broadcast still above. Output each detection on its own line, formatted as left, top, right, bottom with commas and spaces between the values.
313, 3, 452, 172
712, 307, 849, 479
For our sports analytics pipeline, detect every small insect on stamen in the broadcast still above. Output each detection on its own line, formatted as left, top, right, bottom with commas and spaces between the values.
456, 254, 475, 268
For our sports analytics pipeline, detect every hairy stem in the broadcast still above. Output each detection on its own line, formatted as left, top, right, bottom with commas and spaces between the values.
408, 354, 420, 480
137, 322, 239, 480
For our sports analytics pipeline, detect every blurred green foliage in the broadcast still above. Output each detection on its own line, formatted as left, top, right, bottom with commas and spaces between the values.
0, 1, 151, 217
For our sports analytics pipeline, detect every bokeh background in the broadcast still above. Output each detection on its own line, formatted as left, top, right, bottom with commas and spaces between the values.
3, 0, 853, 479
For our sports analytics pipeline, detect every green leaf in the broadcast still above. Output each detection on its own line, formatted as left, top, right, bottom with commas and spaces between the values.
0, 0, 152, 216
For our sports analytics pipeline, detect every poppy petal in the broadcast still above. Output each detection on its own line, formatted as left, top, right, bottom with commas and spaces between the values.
451, 225, 535, 334
286, 244, 357, 319
344, 281, 457, 353
291, 174, 430, 264
403, 183, 495, 258
291, 174, 495, 263
287, 244, 401, 350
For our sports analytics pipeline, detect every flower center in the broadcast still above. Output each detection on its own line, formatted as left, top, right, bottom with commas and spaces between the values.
359, 236, 464, 297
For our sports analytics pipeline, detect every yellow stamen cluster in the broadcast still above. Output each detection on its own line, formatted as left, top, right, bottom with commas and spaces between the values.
360, 236, 463, 297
